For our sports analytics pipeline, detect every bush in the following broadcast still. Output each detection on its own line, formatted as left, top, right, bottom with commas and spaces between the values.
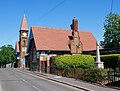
118, 56, 120, 69
51, 67, 108, 84
53, 55, 94, 69
98, 54, 120, 69
87, 68, 108, 83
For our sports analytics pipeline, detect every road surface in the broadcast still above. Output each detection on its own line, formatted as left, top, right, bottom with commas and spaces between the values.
0, 68, 84, 91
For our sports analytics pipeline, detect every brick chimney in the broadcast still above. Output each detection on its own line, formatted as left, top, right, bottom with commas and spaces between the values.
69, 17, 82, 54
70, 17, 78, 32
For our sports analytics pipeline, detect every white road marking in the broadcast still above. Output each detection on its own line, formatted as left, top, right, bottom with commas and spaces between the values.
19, 77, 42, 91
15, 74, 18, 77
21, 78, 28, 83
32, 85, 42, 91
0, 81, 3, 91
20, 77, 42, 91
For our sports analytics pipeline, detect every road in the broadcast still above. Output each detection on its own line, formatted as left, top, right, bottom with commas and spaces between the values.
0, 68, 84, 91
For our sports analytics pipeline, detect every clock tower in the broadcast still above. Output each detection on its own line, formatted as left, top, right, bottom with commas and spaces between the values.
19, 14, 29, 68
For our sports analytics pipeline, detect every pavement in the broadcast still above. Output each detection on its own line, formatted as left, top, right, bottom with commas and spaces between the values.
22, 68, 120, 91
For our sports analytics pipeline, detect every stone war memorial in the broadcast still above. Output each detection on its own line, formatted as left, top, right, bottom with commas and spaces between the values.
94, 42, 104, 69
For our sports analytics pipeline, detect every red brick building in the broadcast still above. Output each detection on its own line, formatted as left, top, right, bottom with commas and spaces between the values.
27, 18, 99, 72
15, 15, 101, 71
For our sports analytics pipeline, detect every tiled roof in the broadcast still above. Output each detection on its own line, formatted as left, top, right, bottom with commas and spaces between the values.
79, 31, 98, 51
20, 15, 28, 30
31, 26, 99, 51
15, 41, 20, 53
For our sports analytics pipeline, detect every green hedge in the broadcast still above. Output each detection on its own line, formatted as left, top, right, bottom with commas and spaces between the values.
76, 68, 108, 83
95, 54, 120, 69
53, 55, 94, 69
118, 56, 120, 69
51, 67, 108, 84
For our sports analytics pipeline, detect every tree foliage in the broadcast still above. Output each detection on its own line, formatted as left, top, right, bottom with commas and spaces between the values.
0, 45, 17, 67
100, 13, 120, 48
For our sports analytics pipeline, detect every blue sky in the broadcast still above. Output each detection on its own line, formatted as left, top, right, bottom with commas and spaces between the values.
0, 0, 120, 47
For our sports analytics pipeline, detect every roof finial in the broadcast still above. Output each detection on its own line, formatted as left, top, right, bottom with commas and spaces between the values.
24, 10, 26, 17
24, 14, 25, 17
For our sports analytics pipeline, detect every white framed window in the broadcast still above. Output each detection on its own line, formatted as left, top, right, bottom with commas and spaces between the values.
22, 32, 27, 37
22, 47, 27, 52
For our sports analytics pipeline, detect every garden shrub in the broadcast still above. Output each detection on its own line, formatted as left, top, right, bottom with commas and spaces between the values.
52, 67, 108, 83
94, 54, 120, 69
53, 55, 94, 69
118, 56, 120, 69
88, 68, 108, 83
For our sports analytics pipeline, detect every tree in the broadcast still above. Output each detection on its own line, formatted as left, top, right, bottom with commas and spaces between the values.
100, 13, 120, 48
0, 45, 17, 68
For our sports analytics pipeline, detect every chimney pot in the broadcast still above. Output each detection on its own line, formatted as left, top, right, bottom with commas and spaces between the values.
72, 17, 78, 32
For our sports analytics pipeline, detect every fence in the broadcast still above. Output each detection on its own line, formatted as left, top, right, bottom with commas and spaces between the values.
108, 70, 120, 83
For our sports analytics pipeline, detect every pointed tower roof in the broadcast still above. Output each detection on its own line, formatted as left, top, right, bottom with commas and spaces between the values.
15, 41, 20, 53
20, 14, 28, 30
